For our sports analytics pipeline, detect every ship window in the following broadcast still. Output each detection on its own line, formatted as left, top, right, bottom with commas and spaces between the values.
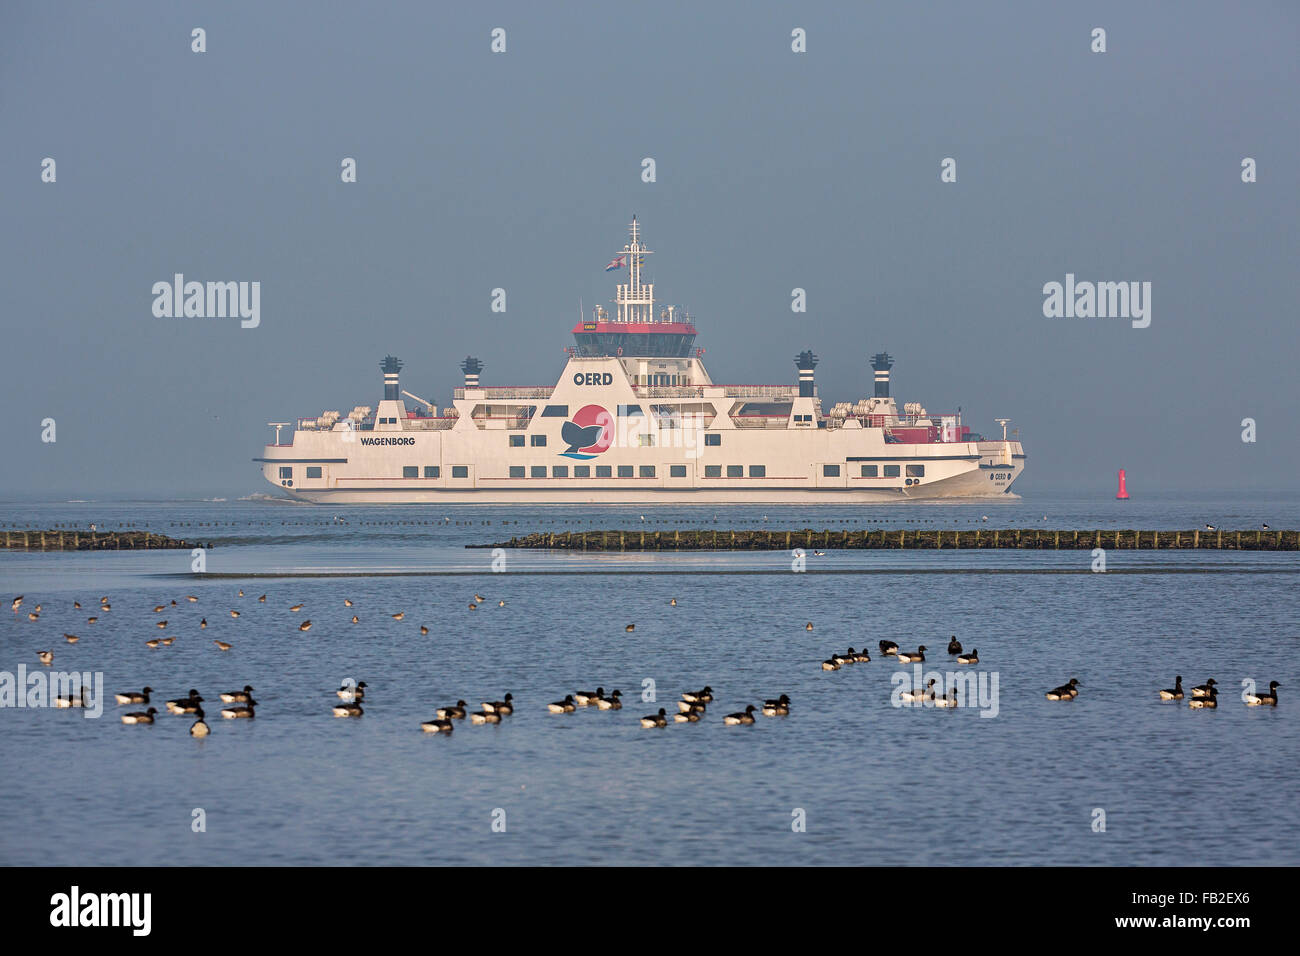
530, 435, 547, 447
823, 464, 841, 477
749, 465, 766, 477
306, 466, 322, 479
424, 466, 439, 478
727, 465, 743, 478
670, 465, 687, 478
705, 433, 721, 446
531, 466, 546, 478
452, 465, 469, 478
509, 435, 524, 447
541, 405, 569, 417
596, 465, 612, 478
403, 466, 418, 478
861, 465, 878, 477
617, 405, 642, 416
639, 465, 655, 478
574, 465, 591, 478
638, 434, 654, 447
906, 464, 925, 477
552, 465, 568, 478
883, 465, 900, 477
705, 465, 722, 478
618, 465, 633, 478
509, 466, 525, 478
278, 466, 293, 479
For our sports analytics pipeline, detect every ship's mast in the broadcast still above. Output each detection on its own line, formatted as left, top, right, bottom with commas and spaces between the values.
614, 215, 654, 323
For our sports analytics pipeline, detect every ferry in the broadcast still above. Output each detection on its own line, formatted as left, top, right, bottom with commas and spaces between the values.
255, 218, 1025, 503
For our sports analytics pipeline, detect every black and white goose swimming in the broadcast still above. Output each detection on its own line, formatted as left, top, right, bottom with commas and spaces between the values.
469, 709, 501, 724
55, 688, 89, 708
956, 648, 979, 664
896, 645, 927, 663
436, 700, 468, 719
115, 686, 153, 705
121, 707, 158, 725
595, 689, 622, 710
723, 704, 758, 725
1190, 678, 1217, 698
220, 685, 255, 703
947, 636, 963, 655
640, 708, 668, 728
483, 693, 514, 715
674, 703, 706, 722
1244, 681, 1280, 706
879, 640, 899, 655
821, 657, 841, 671
331, 700, 362, 718
189, 708, 210, 737
336, 681, 366, 700
933, 687, 959, 708
222, 698, 258, 718
420, 716, 454, 733
548, 694, 576, 713
36, 650, 53, 666
901, 679, 937, 703
852, 648, 871, 663
574, 687, 605, 707
831, 649, 854, 667
1188, 688, 1218, 709
1045, 678, 1080, 700
166, 690, 204, 714
681, 686, 713, 703
762, 694, 790, 716
1158, 676, 1184, 700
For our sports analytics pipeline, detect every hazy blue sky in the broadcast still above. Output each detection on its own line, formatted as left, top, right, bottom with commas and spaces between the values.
2, 1, 1297, 498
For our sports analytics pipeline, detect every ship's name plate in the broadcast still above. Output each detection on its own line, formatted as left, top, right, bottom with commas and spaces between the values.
574, 372, 615, 386
360, 436, 416, 445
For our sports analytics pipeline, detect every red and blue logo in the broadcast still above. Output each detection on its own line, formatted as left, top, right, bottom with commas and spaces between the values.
560, 404, 614, 459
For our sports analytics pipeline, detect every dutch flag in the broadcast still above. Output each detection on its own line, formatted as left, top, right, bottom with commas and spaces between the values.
604, 255, 625, 272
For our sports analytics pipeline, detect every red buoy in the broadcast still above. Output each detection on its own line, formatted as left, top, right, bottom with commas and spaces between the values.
1116, 469, 1129, 500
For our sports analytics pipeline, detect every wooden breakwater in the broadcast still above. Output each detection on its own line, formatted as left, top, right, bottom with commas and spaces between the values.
475, 528, 1299, 552
0, 529, 201, 551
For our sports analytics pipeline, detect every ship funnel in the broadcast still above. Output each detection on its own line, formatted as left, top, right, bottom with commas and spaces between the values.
870, 352, 894, 398
461, 355, 484, 388
380, 355, 403, 401
794, 350, 818, 398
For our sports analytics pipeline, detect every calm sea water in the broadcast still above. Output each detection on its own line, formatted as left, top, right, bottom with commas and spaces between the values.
1, 492, 1295, 866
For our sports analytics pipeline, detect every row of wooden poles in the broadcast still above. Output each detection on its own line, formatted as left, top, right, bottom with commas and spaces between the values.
0, 530, 197, 551
478, 528, 1299, 552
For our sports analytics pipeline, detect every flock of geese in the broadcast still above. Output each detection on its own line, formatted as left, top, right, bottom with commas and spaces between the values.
817, 630, 1280, 709
9, 591, 1283, 738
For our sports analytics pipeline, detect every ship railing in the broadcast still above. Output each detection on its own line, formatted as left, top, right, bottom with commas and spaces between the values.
730, 415, 791, 428
453, 387, 553, 400
633, 386, 708, 398
721, 385, 808, 398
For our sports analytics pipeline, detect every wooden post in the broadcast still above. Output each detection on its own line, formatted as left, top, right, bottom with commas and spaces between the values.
1216, 530, 1222, 549
1193, 530, 1199, 548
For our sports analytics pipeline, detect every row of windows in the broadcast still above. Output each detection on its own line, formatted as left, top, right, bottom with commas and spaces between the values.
286, 461, 927, 481
704, 464, 766, 478
506, 433, 724, 448
508, 464, 674, 479
858, 464, 924, 477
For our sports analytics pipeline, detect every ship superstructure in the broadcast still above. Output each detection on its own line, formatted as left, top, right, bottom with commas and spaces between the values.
256, 218, 1025, 503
